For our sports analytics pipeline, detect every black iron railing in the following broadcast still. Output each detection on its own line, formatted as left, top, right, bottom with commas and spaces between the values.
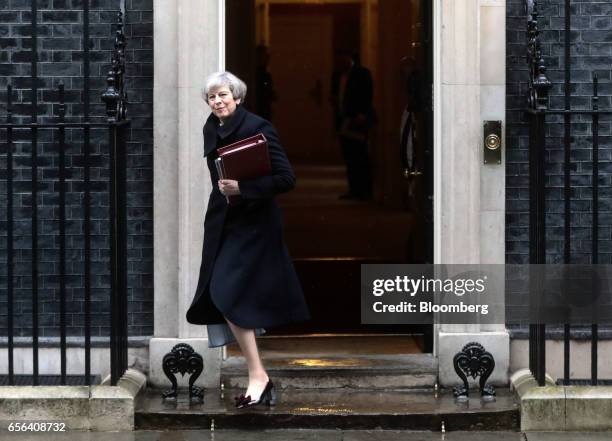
526, 0, 612, 386
1, 1, 130, 386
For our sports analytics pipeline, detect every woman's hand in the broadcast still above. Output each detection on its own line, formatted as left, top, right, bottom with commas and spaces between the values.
218, 179, 241, 196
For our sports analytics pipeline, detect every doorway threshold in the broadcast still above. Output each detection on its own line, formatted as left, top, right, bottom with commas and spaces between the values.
226, 333, 426, 358
223, 334, 436, 389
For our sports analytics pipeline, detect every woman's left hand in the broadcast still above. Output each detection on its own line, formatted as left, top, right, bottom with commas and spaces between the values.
218, 179, 241, 196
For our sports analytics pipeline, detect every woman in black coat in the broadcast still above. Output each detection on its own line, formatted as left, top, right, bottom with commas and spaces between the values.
186, 71, 309, 408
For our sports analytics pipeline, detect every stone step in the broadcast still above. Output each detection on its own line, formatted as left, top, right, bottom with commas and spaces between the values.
135, 387, 519, 431
221, 354, 438, 390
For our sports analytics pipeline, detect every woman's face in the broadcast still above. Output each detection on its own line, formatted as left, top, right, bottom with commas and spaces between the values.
207, 85, 240, 121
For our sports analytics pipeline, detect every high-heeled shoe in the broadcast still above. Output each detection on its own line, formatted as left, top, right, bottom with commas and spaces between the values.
235, 380, 276, 409
234, 393, 247, 407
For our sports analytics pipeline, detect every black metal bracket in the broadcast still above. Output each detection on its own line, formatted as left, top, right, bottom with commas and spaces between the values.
101, 7, 129, 122
162, 343, 204, 403
452, 342, 496, 400
526, 0, 551, 112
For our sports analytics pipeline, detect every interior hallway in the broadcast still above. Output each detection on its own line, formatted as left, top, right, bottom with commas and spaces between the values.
256, 163, 429, 340
279, 164, 419, 261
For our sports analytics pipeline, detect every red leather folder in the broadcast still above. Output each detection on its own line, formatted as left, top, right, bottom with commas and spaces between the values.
216, 133, 271, 205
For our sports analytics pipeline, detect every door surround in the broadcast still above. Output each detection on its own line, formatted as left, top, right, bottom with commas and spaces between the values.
150, 0, 510, 389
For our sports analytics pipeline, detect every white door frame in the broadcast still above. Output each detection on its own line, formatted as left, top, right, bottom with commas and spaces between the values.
433, 0, 442, 265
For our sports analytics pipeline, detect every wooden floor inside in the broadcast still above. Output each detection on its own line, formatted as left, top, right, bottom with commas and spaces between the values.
279, 164, 418, 260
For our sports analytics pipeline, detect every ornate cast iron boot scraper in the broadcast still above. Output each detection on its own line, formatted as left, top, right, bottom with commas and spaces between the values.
453, 342, 495, 401
162, 343, 204, 403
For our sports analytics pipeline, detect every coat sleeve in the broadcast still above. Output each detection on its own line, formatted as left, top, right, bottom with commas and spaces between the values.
238, 121, 296, 199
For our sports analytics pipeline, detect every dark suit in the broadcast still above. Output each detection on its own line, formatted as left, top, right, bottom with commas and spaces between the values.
186, 104, 310, 328
331, 63, 375, 198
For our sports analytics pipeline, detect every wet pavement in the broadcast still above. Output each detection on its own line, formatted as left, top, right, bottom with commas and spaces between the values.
1, 430, 611, 441
135, 387, 518, 431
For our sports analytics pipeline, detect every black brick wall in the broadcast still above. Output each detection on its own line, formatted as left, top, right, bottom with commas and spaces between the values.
0, 0, 153, 338
506, 0, 612, 264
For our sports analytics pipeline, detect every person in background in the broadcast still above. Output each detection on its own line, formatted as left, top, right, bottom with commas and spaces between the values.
255, 45, 277, 121
331, 49, 376, 200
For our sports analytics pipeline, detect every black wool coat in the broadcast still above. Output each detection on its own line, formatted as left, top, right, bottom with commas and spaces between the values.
186, 104, 310, 329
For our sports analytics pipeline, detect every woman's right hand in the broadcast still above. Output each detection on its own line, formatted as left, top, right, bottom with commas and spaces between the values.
219, 179, 241, 196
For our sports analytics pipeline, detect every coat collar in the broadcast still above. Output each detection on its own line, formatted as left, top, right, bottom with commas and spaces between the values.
203, 104, 248, 156
218, 104, 248, 139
